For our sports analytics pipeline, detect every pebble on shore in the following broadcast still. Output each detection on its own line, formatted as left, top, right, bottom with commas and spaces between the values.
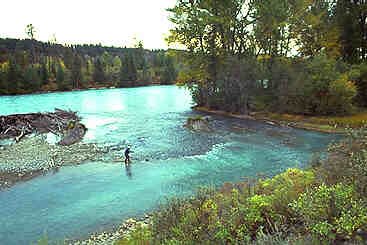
67, 215, 153, 245
0, 134, 106, 189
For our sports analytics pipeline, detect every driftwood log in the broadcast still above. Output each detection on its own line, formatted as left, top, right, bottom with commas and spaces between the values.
0, 108, 85, 144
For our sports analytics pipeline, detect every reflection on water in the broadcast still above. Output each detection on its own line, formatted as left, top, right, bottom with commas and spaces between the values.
125, 164, 133, 179
0, 86, 341, 245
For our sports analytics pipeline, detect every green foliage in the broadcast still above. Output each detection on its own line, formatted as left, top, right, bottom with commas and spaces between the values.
127, 54, 137, 83
40, 58, 49, 85
93, 58, 105, 84
23, 65, 41, 91
56, 62, 70, 90
167, 0, 367, 116
256, 168, 318, 221
0, 68, 7, 93
302, 54, 346, 115
7, 55, 21, 93
161, 56, 178, 85
148, 170, 321, 244
261, 54, 358, 115
334, 0, 367, 63
118, 54, 137, 87
115, 225, 152, 245
168, 0, 257, 111
0, 38, 181, 94
71, 54, 83, 88
290, 183, 367, 244
350, 62, 367, 107
327, 74, 357, 114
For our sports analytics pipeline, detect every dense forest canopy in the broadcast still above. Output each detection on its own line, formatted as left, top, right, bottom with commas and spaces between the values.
167, 0, 367, 116
0, 37, 179, 95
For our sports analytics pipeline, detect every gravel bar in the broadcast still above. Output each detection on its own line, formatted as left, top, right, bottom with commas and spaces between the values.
0, 134, 107, 189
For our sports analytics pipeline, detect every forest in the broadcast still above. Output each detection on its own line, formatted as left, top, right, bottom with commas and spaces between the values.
167, 0, 367, 116
0, 32, 179, 95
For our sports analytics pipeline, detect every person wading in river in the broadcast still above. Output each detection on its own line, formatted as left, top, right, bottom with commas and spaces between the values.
124, 145, 133, 164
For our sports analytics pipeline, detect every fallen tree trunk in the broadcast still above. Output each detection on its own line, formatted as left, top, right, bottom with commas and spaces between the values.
0, 108, 82, 143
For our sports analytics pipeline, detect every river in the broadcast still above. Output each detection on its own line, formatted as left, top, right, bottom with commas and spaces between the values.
0, 85, 340, 245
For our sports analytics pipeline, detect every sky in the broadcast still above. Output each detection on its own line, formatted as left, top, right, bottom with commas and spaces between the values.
0, 0, 177, 50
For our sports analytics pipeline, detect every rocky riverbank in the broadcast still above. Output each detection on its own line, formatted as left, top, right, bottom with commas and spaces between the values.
66, 215, 152, 245
0, 134, 107, 189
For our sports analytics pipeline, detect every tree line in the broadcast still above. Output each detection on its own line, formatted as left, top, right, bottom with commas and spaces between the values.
0, 37, 178, 95
168, 0, 367, 116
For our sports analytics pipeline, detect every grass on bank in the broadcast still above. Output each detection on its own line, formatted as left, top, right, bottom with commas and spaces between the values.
117, 129, 367, 245
193, 106, 367, 133
257, 111, 367, 132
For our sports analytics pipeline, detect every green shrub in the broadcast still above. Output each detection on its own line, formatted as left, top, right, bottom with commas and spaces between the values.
256, 168, 318, 224
115, 224, 153, 245
327, 74, 357, 114
149, 170, 320, 244
118, 161, 366, 245
349, 62, 367, 107
290, 183, 367, 244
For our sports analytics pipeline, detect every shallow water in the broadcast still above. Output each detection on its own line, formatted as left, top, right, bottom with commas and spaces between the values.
0, 86, 340, 245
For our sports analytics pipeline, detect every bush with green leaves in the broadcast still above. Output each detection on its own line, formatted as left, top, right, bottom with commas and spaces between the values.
349, 62, 367, 107
256, 168, 318, 225
115, 224, 153, 245
115, 139, 367, 245
145, 169, 325, 244
299, 54, 357, 115
290, 183, 367, 244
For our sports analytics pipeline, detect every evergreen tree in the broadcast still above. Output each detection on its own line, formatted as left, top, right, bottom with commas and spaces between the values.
50, 58, 57, 77
118, 54, 137, 87
63, 48, 74, 70
7, 56, 20, 93
134, 40, 145, 70
127, 54, 137, 82
161, 56, 177, 85
118, 60, 129, 87
56, 62, 69, 90
333, 0, 367, 63
0, 67, 8, 94
93, 58, 105, 84
140, 58, 151, 84
23, 65, 41, 91
40, 57, 49, 85
71, 54, 83, 88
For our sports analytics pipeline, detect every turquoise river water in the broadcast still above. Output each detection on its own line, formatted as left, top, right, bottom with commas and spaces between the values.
0, 86, 341, 245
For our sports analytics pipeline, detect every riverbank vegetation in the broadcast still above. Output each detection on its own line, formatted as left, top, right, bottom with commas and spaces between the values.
167, 0, 367, 121
0, 36, 179, 95
117, 128, 367, 244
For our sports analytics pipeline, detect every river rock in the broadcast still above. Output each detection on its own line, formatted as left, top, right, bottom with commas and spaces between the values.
185, 116, 213, 132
